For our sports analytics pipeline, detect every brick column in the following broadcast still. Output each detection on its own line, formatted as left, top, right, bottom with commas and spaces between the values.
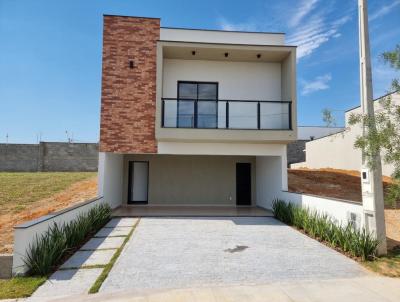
99, 15, 160, 153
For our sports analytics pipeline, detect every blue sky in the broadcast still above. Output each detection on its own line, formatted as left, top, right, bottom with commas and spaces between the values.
0, 0, 399, 143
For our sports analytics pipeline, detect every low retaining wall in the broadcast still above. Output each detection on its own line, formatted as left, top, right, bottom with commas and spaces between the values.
279, 191, 364, 228
0, 142, 98, 172
12, 196, 105, 276
0, 254, 13, 279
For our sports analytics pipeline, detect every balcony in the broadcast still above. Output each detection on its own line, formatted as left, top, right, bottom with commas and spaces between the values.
161, 98, 292, 130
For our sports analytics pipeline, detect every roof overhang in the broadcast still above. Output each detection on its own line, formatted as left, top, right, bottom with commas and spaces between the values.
158, 41, 296, 62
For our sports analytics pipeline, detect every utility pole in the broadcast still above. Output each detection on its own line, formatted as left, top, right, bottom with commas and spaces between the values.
358, 0, 387, 255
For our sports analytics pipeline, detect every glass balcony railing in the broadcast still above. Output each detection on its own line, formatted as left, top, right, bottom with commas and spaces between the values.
161, 98, 292, 130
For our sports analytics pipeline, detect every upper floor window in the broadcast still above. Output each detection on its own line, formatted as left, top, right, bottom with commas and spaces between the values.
177, 82, 218, 128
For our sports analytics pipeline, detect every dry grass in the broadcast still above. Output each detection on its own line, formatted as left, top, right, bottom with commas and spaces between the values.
288, 168, 393, 202
0, 172, 97, 253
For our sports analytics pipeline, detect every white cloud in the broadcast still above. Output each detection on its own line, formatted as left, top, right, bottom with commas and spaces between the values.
287, 14, 352, 59
302, 74, 332, 95
370, 0, 400, 21
217, 18, 257, 32
289, 0, 319, 28
217, 2, 353, 60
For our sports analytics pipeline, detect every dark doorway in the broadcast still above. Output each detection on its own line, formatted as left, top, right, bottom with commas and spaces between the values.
236, 163, 251, 206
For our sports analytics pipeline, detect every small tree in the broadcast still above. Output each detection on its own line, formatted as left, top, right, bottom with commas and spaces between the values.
348, 44, 400, 207
322, 108, 336, 127
382, 44, 400, 91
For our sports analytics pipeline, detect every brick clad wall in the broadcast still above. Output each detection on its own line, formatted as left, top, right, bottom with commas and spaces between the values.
100, 15, 160, 153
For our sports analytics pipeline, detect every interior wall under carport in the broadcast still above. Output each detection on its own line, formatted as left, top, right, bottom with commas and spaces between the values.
98, 151, 288, 209
122, 154, 256, 206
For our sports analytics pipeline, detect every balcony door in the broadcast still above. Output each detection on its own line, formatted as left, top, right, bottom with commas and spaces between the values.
177, 81, 218, 128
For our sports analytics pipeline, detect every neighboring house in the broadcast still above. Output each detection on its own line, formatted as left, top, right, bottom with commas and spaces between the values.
97, 15, 297, 210
291, 92, 400, 176
287, 126, 344, 166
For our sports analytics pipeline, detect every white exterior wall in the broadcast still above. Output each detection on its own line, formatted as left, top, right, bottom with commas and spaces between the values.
158, 142, 287, 157
256, 156, 288, 209
163, 59, 281, 101
13, 197, 104, 275
98, 152, 124, 209
160, 28, 285, 46
280, 191, 364, 228
292, 93, 399, 176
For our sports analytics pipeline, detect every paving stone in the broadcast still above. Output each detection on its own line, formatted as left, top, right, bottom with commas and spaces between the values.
80, 237, 125, 250
60, 250, 115, 269
105, 218, 138, 228
101, 217, 366, 293
27, 268, 103, 301
95, 226, 131, 238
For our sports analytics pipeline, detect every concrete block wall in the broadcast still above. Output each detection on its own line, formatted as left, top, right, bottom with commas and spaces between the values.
0, 142, 98, 172
42, 142, 98, 172
287, 140, 307, 166
0, 144, 40, 171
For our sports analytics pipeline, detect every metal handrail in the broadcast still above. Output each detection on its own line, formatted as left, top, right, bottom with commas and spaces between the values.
161, 98, 292, 130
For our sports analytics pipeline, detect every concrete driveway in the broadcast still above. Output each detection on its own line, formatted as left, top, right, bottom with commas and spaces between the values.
100, 217, 367, 293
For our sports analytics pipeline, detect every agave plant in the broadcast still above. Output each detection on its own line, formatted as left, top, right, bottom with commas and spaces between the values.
24, 204, 111, 276
272, 199, 379, 261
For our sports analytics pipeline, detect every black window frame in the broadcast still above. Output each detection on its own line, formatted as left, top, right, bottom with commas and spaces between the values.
177, 81, 219, 129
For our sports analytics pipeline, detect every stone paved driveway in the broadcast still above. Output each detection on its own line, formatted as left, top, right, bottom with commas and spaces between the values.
100, 217, 367, 293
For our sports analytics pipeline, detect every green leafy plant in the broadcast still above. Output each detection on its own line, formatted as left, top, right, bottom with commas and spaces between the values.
348, 44, 400, 207
24, 203, 111, 276
272, 199, 379, 261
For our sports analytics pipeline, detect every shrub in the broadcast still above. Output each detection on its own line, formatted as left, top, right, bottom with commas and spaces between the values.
24, 203, 111, 276
272, 199, 379, 261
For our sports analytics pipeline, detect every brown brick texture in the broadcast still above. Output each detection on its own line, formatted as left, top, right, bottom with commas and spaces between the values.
100, 16, 160, 153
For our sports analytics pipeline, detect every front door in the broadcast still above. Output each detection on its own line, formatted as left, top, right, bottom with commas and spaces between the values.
128, 161, 149, 204
236, 163, 251, 206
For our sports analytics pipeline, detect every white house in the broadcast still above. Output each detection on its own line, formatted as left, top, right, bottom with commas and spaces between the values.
97, 15, 297, 211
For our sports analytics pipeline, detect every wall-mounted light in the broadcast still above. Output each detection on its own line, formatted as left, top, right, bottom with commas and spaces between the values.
192, 50, 196, 56
129, 60, 134, 69
257, 54, 261, 59
224, 52, 229, 58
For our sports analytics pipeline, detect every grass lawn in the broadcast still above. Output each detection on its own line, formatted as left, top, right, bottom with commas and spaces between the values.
0, 277, 47, 299
363, 249, 400, 277
0, 172, 96, 213
0, 172, 98, 254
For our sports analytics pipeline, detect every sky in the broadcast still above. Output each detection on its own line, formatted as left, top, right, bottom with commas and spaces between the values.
0, 0, 399, 143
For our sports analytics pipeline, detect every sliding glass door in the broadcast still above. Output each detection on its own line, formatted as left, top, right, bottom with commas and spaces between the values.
177, 82, 218, 128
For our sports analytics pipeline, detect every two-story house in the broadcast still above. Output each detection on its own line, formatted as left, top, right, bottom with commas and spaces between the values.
98, 15, 297, 213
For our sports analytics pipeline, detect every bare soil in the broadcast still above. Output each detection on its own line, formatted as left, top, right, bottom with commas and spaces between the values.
288, 168, 400, 251
0, 176, 97, 254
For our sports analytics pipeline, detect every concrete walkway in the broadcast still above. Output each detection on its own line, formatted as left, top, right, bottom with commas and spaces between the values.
101, 217, 366, 293
50, 276, 400, 302
26, 218, 138, 302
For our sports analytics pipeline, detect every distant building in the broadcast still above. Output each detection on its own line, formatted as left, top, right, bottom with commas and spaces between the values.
291, 92, 400, 176
287, 126, 344, 166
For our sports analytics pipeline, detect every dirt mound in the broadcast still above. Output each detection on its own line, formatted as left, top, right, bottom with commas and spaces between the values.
0, 177, 97, 254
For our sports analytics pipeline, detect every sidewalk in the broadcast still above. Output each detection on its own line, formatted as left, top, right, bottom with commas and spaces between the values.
26, 218, 138, 302
50, 276, 400, 302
